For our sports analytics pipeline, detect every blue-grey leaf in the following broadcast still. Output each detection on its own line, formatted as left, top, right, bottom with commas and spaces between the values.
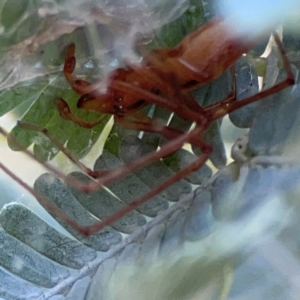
249, 72, 299, 156
193, 120, 227, 168
0, 229, 69, 288
162, 149, 212, 185
34, 173, 123, 247
94, 150, 169, 217
183, 188, 213, 241
0, 267, 43, 300
67, 171, 147, 234
229, 56, 259, 128
65, 276, 91, 300
119, 136, 192, 201
0, 203, 96, 269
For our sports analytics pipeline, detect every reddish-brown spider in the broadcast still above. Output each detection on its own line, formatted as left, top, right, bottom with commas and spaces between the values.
1, 17, 295, 236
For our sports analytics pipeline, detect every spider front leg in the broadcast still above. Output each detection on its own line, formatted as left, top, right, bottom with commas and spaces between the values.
55, 98, 107, 129
63, 43, 105, 95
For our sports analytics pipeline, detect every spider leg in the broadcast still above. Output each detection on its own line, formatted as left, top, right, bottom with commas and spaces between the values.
0, 162, 86, 233
82, 128, 212, 235
1, 117, 211, 236
55, 98, 107, 128
116, 113, 206, 150
63, 43, 105, 95
15, 121, 107, 179
206, 33, 295, 119
77, 123, 208, 193
14, 109, 205, 189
